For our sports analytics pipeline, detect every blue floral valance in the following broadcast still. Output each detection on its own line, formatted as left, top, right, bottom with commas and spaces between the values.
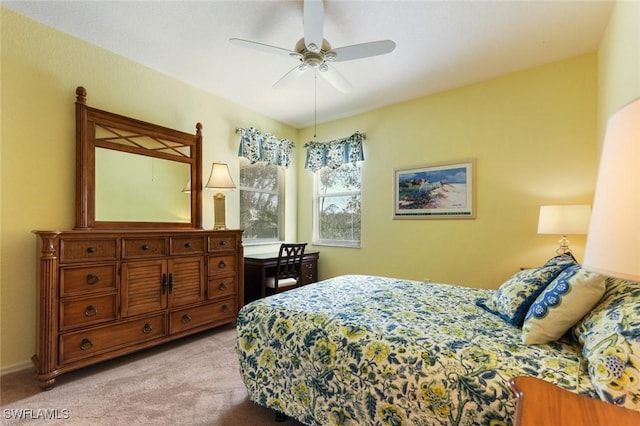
304, 132, 365, 172
237, 127, 294, 168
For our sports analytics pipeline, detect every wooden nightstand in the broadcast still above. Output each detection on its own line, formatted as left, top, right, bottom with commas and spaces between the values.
509, 376, 640, 425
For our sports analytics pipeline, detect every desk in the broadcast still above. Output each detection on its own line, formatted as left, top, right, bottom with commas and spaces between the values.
244, 251, 319, 303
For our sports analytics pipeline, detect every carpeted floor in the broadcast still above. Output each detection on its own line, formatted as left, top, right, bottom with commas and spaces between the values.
0, 325, 304, 425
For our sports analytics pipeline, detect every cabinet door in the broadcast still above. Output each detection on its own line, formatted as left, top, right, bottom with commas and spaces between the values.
168, 256, 205, 308
121, 259, 167, 317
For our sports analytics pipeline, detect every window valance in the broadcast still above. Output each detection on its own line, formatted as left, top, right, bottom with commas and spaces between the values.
237, 127, 294, 168
304, 132, 365, 172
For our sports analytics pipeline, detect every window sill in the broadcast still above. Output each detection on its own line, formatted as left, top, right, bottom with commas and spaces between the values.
312, 240, 361, 248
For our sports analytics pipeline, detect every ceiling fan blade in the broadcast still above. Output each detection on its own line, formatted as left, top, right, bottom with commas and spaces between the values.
230, 38, 301, 59
331, 40, 396, 62
273, 65, 308, 90
319, 65, 353, 94
303, 0, 324, 52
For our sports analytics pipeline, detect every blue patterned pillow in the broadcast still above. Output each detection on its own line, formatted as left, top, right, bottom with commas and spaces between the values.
571, 277, 640, 410
543, 252, 577, 267
477, 260, 575, 327
522, 264, 605, 344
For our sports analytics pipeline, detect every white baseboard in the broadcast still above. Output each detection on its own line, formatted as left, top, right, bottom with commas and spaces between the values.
1, 361, 32, 376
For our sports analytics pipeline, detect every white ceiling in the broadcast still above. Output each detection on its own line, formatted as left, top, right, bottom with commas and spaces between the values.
3, 0, 615, 129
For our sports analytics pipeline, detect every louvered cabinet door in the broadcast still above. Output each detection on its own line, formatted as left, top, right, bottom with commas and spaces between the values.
121, 259, 167, 317
167, 256, 205, 308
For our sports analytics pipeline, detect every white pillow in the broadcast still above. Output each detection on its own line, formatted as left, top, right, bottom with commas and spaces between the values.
522, 264, 605, 344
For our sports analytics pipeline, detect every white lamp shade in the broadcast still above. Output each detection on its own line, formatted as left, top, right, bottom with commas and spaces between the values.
583, 97, 640, 281
205, 163, 236, 190
537, 205, 591, 235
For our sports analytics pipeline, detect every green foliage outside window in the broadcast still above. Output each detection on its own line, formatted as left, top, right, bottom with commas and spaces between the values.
315, 163, 361, 246
240, 160, 282, 242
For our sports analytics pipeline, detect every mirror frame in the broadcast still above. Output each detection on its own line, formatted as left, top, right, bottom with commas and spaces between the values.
74, 86, 203, 230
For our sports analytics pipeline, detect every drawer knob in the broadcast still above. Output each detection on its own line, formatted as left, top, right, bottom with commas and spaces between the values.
219, 240, 227, 248
86, 247, 95, 253
181, 314, 192, 324
80, 338, 93, 351
218, 282, 227, 291
142, 323, 153, 334
222, 304, 230, 313
185, 242, 192, 248
218, 260, 227, 269
142, 244, 149, 250
84, 305, 98, 317
86, 274, 100, 285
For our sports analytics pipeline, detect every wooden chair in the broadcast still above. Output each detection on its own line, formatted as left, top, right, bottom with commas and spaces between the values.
265, 243, 307, 295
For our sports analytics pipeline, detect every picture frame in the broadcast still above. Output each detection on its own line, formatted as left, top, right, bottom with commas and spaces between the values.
393, 159, 476, 219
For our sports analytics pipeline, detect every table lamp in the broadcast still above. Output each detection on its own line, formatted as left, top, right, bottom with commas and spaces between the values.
205, 163, 236, 230
583, 97, 640, 281
537, 204, 591, 255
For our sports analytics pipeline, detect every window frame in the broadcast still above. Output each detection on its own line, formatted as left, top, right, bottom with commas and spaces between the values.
312, 163, 362, 248
238, 159, 285, 245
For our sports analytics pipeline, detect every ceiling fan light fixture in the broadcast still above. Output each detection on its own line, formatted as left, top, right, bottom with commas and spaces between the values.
230, 0, 396, 94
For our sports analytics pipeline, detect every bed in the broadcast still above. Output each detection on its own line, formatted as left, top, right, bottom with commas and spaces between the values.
236, 257, 640, 425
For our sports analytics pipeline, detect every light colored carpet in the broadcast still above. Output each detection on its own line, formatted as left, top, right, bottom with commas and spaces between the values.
1, 325, 303, 425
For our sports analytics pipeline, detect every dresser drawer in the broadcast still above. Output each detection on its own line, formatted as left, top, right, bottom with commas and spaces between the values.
60, 265, 117, 296
208, 235, 236, 253
59, 238, 118, 263
207, 276, 236, 300
170, 236, 205, 255
122, 237, 167, 259
59, 314, 166, 365
169, 299, 236, 334
208, 255, 236, 277
60, 294, 117, 331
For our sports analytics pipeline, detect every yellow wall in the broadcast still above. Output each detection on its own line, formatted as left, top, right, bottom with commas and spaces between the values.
0, 9, 298, 372
298, 55, 598, 288
597, 0, 640, 144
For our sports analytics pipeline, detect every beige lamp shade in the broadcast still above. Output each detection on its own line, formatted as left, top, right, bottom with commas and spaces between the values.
583, 97, 640, 281
205, 163, 236, 190
537, 205, 591, 235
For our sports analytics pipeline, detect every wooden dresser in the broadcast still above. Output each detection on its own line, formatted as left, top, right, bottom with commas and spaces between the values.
33, 229, 243, 390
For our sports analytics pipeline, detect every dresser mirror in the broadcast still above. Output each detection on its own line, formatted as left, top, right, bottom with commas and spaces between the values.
74, 86, 203, 229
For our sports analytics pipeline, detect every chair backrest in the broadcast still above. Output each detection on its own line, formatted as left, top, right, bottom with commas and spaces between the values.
275, 243, 307, 283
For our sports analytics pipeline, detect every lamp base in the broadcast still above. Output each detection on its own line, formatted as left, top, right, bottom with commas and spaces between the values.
213, 193, 227, 230
556, 235, 571, 254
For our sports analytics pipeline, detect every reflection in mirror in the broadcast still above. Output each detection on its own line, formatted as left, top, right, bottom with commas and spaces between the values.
95, 148, 191, 222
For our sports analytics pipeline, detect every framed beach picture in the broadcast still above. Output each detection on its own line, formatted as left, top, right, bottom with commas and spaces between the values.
393, 159, 476, 219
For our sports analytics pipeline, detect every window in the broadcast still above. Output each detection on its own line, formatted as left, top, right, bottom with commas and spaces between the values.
313, 163, 362, 247
239, 157, 284, 243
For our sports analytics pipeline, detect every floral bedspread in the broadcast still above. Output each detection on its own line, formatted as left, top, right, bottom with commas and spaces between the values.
236, 275, 592, 425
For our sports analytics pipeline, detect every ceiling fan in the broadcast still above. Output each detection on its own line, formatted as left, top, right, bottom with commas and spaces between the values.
230, 0, 396, 93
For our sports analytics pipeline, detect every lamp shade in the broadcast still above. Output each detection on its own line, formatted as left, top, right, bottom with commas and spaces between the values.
537, 205, 591, 235
205, 163, 236, 190
583, 97, 640, 281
